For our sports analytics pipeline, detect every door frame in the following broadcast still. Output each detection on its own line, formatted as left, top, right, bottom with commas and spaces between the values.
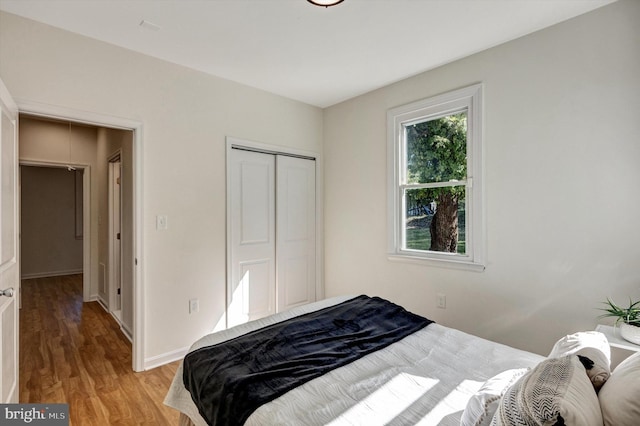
16, 99, 145, 372
225, 136, 324, 328
19, 162, 91, 302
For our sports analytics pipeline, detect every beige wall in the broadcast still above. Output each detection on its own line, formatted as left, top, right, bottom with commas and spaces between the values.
20, 165, 83, 278
96, 129, 108, 303
323, 0, 640, 355
19, 117, 99, 289
0, 10, 323, 365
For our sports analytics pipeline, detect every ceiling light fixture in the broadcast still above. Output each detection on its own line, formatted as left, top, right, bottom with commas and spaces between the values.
307, 0, 344, 7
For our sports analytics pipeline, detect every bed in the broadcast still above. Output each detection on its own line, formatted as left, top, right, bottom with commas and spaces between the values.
165, 295, 634, 426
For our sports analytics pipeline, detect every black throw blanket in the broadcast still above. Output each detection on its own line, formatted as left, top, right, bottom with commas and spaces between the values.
182, 295, 433, 426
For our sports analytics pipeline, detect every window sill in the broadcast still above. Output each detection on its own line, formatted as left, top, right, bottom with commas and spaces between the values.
387, 253, 486, 272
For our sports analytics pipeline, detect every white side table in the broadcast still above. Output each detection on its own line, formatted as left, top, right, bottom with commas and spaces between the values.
596, 324, 640, 352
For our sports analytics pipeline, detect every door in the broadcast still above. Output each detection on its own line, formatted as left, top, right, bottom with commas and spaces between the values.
228, 146, 317, 328
276, 155, 316, 311
0, 78, 19, 403
228, 149, 276, 327
109, 157, 122, 315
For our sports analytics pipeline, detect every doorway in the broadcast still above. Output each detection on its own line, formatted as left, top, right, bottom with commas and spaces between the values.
19, 160, 91, 302
20, 165, 86, 282
17, 113, 141, 369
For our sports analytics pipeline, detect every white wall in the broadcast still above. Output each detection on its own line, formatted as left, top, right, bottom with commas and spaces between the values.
0, 11, 323, 365
323, 0, 640, 355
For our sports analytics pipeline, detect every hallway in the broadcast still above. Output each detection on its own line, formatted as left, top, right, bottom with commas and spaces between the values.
20, 274, 179, 425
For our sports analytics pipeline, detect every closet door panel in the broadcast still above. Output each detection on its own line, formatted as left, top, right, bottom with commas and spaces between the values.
276, 156, 316, 311
228, 150, 276, 327
237, 259, 273, 320
240, 161, 272, 244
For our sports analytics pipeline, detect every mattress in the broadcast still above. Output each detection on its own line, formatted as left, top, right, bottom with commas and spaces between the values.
164, 296, 544, 425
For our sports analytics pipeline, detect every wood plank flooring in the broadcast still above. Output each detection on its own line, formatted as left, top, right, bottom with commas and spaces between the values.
20, 274, 180, 425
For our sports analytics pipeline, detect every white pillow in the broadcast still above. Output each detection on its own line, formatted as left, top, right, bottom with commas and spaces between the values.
548, 331, 611, 390
548, 331, 610, 366
491, 356, 603, 426
599, 350, 640, 426
460, 368, 529, 426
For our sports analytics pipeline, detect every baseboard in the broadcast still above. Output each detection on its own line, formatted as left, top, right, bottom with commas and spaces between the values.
96, 297, 109, 312
144, 347, 189, 370
104, 308, 133, 343
120, 321, 133, 343
21, 269, 83, 280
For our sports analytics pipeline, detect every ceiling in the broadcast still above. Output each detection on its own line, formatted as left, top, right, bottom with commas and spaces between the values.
0, 0, 616, 108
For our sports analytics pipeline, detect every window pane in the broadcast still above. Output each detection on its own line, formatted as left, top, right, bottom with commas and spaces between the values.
405, 186, 466, 255
405, 112, 467, 184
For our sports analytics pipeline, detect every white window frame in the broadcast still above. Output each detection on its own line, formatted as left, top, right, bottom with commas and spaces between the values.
387, 84, 485, 271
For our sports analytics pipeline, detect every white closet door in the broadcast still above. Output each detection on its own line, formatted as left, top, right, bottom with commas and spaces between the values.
276, 155, 316, 312
228, 149, 276, 327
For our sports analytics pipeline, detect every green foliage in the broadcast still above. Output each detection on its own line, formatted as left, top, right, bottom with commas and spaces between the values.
598, 298, 640, 327
405, 113, 467, 204
403, 112, 468, 253
406, 113, 467, 181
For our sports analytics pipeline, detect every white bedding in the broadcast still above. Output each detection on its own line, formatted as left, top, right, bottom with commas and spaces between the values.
164, 296, 544, 425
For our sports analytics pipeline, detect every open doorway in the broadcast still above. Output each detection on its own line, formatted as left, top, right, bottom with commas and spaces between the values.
20, 165, 85, 281
18, 115, 136, 348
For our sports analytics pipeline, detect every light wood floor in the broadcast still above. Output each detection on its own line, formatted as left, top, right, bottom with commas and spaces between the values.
20, 274, 180, 425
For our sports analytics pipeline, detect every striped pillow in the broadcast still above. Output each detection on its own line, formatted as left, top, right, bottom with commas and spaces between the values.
460, 368, 529, 426
491, 356, 603, 426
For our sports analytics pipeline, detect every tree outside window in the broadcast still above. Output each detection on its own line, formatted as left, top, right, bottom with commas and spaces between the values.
405, 113, 467, 254
387, 84, 484, 270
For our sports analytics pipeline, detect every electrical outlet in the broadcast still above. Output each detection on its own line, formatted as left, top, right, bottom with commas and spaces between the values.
189, 298, 199, 314
437, 293, 446, 309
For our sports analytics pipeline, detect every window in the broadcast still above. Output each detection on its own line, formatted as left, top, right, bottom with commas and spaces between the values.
387, 84, 484, 270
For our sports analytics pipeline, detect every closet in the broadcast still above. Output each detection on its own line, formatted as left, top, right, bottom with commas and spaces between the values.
227, 145, 317, 327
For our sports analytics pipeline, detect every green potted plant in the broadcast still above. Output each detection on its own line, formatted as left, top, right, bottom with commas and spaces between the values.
599, 298, 640, 345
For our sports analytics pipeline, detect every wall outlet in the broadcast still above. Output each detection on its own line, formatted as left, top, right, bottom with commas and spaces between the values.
189, 298, 199, 314
437, 293, 446, 309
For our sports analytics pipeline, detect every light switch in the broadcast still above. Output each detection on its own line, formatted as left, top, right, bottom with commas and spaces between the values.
189, 299, 199, 314
156, 215, 168, 230
437, 293, 446, 309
